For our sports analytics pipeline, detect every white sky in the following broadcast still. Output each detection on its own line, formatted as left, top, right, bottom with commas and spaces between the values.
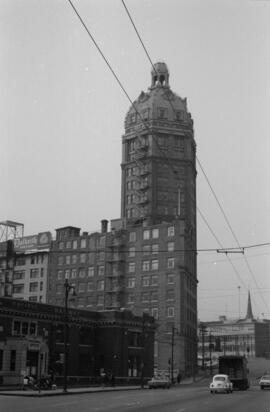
1, 0, 270, 321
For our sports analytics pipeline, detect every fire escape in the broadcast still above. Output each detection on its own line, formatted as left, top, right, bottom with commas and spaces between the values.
105, 231, 126, 309
129, 134, 151, 224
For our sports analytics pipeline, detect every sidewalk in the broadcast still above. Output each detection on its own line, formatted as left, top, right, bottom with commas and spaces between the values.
0, 376, 204, 397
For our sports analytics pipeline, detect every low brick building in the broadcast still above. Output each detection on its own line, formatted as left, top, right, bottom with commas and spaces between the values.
0, 297, 155, 386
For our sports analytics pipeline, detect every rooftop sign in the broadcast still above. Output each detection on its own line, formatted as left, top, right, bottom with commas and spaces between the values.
13, 232, 52, 252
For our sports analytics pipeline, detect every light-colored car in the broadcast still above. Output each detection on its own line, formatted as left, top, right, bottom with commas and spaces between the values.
148, 375, 171, 389
210, 374, 233, 394
259, 375, 270, 390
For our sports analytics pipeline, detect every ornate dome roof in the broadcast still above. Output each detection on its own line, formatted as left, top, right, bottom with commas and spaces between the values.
125, 62, 190, 126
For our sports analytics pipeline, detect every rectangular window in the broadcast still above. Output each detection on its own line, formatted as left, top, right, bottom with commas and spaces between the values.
129, 247, 135, 257
168, 242, 175, 252
151, 275, 158, 286
40, 281, 43, 291
167, 258, 175, 269
71, 269, 77, 278
13, 321, 21, 335
29, 282, 38, 292
30, 269, 39, 279
78, 283, 86, 293
167, 307, 175, 317
151, 260, 159, 270
151, 244, 159, 255
66, 240, 72, 249
13, 270, 25, 280
128, 262, 135, 273
166, 289, 175, 300
129, 232, 136, 242
88, 267, 94, 277
98, 266, 104, 276
57, 256, 64, 265
29, 296, 38, 302
127, 277, 135, 288
73, 240, 78, 249
81, 239, 87, 248
64, 269, 70, 279
97, 295, 104, 306
142, 276, 150, 287
66, 255, 71, 265
151, 292, 158, 302
167, 274, 175, 284
15, 257, 25, 266
87, 281, 93, 291
143, 245, 151, 255
143, 230, 150, 240
168, 226, 175, 237
72, 254, 77, 264
13, 284, 24, 294
151, 308, 158, 319
97, 280, 104, 291
152, 228, 159, 239
142, 261, 150, 271
79, 269, 86, 278
10, 350, 16, 371
128, 294, 135, 304
141, 292, 150, 302
56, 284, 62, 294
80, 253, 86, 264
59, 241, 65, 249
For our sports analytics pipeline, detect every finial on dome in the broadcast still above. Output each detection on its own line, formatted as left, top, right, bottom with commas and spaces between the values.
151, 62, 169, 88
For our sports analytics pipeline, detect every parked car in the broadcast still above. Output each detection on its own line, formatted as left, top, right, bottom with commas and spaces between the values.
148, 375, 171, 389
210, 374, 233, 394
259, 375, 270, 390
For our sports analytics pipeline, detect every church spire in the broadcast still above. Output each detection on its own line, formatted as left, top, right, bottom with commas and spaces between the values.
245, 291, 254, 320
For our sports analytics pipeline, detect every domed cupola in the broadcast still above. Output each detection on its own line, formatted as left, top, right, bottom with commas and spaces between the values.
151, 62, 170, 88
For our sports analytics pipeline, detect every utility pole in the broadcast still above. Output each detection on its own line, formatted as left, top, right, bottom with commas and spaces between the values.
171, 325, 175, 384
238, 286, 241, 319
140, 313, 145, 389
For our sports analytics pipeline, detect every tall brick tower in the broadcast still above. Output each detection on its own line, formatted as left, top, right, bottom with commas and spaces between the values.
121, 62, 196, 230
120, 63, 197, 376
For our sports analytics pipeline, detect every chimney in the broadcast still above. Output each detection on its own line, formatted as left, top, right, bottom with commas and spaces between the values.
101, 219, 108, 234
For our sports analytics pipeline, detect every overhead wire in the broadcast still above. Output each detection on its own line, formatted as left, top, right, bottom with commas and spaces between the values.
66, 0, 268, 313
120, 0, 269, 314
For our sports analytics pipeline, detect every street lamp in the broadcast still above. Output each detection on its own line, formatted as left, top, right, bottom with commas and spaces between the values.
63, 278, 76, 393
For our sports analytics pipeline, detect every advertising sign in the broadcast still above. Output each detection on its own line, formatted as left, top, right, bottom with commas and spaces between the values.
14, 232, 52, 252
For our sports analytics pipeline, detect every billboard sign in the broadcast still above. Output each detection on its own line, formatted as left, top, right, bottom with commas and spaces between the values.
14, 232, 52, 252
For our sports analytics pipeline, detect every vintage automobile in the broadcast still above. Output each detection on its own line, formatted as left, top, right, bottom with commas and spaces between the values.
148, 375, 171, 389
210, 374, 233, 394
259, 375, 270, 390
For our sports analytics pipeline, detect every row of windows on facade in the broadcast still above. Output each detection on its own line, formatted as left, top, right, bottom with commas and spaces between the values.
13, 268, 45, 280
126, 206, 184, 219
55, 226, 176, 251
127, 109, 186, 124
127, 135, 185, 152
55, 274, 176, 293
125, 164, 185, 179
56, 258, 176, 280
127, 190, 184, 203
13, 281, 43, 294
15, 254, 47, 267
55, 293, 176, 318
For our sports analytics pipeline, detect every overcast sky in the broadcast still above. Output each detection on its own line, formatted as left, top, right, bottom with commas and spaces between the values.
1, 0, 270, 321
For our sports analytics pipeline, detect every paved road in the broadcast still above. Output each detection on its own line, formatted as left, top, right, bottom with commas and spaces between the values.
0, 385, 269, 412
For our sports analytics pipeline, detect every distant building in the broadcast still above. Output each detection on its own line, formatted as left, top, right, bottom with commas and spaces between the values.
0, 232, 52, 303
0, 297, 155, 385
198, 292, 270, 368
